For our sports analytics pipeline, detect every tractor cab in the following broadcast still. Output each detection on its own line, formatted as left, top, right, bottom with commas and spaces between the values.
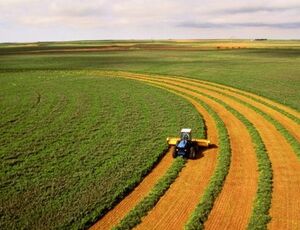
180, 128, 192, 141
175, 128, 194, 158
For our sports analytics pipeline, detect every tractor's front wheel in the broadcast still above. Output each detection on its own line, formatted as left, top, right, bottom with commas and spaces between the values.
172, 148, 177, 158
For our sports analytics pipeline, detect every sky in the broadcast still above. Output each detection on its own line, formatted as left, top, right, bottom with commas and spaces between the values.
0, 0, 299, 42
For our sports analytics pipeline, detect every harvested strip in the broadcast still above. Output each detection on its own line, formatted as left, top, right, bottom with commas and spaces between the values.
184, 98, 231, 229
94, 71, 300, 228
150, 77, 300, 159
90, 151, 173, 230
135, 94, 219, 230
169, 77, 300, 142
113, 157, 186, 230
103, 70, 300, 120
164, 79, 300, 229
131, 77, 257, 229
190, 97, 257, 229
178, 76, 300, 121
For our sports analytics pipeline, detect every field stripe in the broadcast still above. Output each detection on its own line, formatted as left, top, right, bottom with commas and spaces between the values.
169, 77, 300, 142
144, 75, 300, 159
123, 76, 259, 229
178, 77, 300, 123
93, 71, 300, 229
113, 157, 186, 230
111, 75, 236, 229
146, 76, 300, 229
130, 85, 220, 229
90, 149, 174, 230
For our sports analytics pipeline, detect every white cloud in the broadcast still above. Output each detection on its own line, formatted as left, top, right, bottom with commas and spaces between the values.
0, 0, 299, 42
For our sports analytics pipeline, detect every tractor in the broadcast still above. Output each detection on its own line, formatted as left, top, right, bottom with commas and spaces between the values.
166, 128, 210, 159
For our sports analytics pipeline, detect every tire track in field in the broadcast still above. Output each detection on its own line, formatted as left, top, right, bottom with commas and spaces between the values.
129, 74, 299, 229
90, 149, 174, 230
123, 76, 257, 230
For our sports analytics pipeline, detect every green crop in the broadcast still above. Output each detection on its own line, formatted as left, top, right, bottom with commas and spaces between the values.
1, 41, 299, 111
113, 157, 186, 230
184, 81, 300, 159
0, 71, 204, 229
157, 81, 272, 229
127, 78, 271, 229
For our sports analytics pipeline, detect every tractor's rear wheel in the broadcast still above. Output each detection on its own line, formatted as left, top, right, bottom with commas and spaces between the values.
190, 146, 196, 159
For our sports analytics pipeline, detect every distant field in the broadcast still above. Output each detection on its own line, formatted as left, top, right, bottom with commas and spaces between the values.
1, 40, 299, 110
0, 40, 299, 229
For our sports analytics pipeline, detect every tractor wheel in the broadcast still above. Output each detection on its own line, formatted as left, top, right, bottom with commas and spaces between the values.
172, 148, 177, 158
190, 146, 196, 159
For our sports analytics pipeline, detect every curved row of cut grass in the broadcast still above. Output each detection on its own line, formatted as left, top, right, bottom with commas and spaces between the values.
183, 80, 300, 159
183, 77, 300, 125
119, 75, 272, 229
119, 76, 231, 230
173, 96, 231, 230
113, 157, 186, 230
193, 91, 272, 229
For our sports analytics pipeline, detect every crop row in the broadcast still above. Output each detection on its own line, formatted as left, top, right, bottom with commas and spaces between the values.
128, 76, 272, 229
195, 92, 272, 229
184, 96, 231, 230
185, 78, 300, 125
113, 157, 186, 230
186, 81, 300, 159
119, 77, 232, 230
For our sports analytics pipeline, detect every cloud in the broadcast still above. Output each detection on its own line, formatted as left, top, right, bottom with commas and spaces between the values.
214, 5, 300, 14
0, 0, 299, 42
178, 22, 300, 29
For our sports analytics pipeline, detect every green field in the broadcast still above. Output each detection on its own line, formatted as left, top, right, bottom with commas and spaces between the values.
1, 40, 299, 110
0, 40, 299, 229
0, 71, 203, 229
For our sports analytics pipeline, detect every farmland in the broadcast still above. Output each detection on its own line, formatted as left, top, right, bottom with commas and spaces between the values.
0, 40, 300, 229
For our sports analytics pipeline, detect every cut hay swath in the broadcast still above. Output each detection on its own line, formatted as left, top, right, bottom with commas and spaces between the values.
91, 71, 300, 230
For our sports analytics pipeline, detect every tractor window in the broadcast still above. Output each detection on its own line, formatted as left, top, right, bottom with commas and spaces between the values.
181, 133, 190, 140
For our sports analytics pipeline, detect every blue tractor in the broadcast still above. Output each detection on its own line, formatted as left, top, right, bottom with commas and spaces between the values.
166, 128, 210, 159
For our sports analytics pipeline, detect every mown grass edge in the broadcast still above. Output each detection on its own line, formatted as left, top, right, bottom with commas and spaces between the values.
113, 157, 186, 230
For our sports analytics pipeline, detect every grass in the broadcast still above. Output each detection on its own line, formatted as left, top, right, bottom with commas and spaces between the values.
0, 71, 204, 229
186, 78, 300, 125
125, 75, 271, 229
184, 80, 300, 159
0, 40, 299, 111
151, 79, 272, 229
185, 98, 231, 229
0, 40, 299, 229
113, 157, 186, 230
